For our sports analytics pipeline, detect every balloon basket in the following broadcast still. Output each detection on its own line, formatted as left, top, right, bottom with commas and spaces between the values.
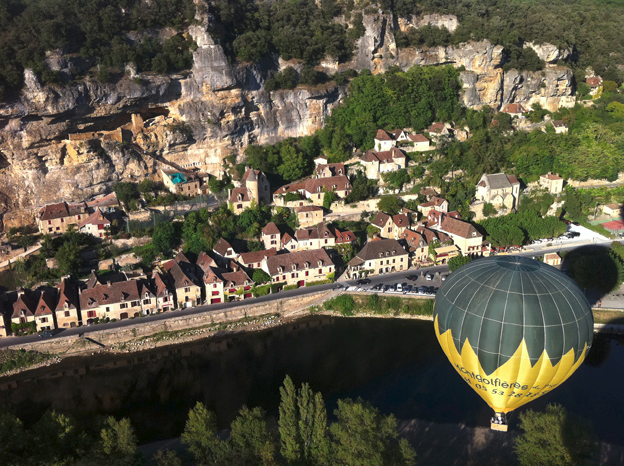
490, 412, 508, 432
490, 422, 508, 432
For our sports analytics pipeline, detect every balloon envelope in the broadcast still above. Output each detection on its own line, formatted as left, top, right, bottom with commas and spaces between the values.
434, 256, 593, 413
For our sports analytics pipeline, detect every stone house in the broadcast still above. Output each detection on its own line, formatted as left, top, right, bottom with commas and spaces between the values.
360, 148, 407, 180
151, 273, 175, 312
196, 251, 225, 305
544, 253, 562, 266
501, 103, 528, 117
38, 201, 88, 235
263, 249, 335, 287
603, 203, 622, 218
86, 193, 120, 214
417, 197, 449, 216
222, 268, 253, 301
539, 173, 564, 194
261, 223, 281, 250
33, 291, 57, 332
274, 176, 351, 206
432, 245, 460, 264
427, 213, 489, 257
237, 248, 278, 270
399, 229, 429, 264
405, 133, 431, 152
213, 238, 237, 259
294, 222, 335, 250
296, 205, 324, 228
315, 163, 346, 178
476, 173, 521, 210
586, 76, 603, 97
281, 232, 298, 251
370, 212, 409, 239
55, 278, 82, 328
79, 280, 143, 322
165, 260, 202, 309
346, 238, 409, 278
334, 228, 357, 245
427, 122, 452, 140
373, 129, 396, 152
161, 169, 202, 196
551, 120, 568, 134
229, 168, 271, 214
78, 208, 111, 238
11, 291, 37, 327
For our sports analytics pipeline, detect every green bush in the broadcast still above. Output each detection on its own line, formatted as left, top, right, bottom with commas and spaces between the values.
368, 293, 382, 313
283, 284, 299, 291
11, 321, 36, 335
323, 295, 356, 316
0, 349, 52, 374
253, 285, 271, 297
385, 296, 403, 311
483, 203, 497, 217
305, 279, 333, 287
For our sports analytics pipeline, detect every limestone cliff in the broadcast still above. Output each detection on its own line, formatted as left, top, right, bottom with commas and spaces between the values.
0, 8, 575, 227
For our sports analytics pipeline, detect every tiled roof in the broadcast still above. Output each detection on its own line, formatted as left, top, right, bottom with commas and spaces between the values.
86, 193, 119, 208
408, 133, 429, 143
375, 129, 393, 141
229, 187, 251, 203
482, 173, 513, 190
501, 103, 527, 114
78, 209, 110, 229
56, 278, 80, 312
428, 122, 446, 133
281, 232, 296, 247
266, 248, 334, 275
196, 251, 218, 273
262, 222, 281, 236
541, 173, 563, 180
39, 202, 69, 221
295, 222, 334, 241
274, 181, 306, 196
400, 229, 427, 248
586, 77, 603, 88
334, 228, 356, 243
214, 238, 234, 257
153, 273, 173, 297
79, 280, 141, 310
420, 187, 438, 197
361, 147, 405, 163
371, 212, 408, 228
303, 176, 350, 194
439, 215, 482, 239
544, 253, 561, 261
238, 248, 277, 265
507, 175, 519, 185
552, 120, 567, 128
419, 196, 448, 208
242, 168, 262, 182
315, 163, 346, 177
35, 290, 57, 317
12, 291, 38, 319
167, 261, 199, 289
222, 270, 251, 288
348, 239, 407, 266
295, 206, 323, 213
416, 225, 451, 245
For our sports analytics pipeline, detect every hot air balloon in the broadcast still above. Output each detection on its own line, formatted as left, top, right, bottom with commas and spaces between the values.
433, 256, 593, 431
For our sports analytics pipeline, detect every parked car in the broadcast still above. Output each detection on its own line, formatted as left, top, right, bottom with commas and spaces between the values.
406, 275, 418, 281
356, 278, 371, 285
383, 285, 390, 292
396, 283, 403, 292
425, 274, 433, 281
404, 285, 412, 293
418, 286, 427, 294
441, 274, 448, 281
39, 331, 53, 339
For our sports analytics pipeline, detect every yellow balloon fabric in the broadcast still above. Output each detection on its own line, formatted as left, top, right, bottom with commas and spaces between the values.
434, 316, 589, 413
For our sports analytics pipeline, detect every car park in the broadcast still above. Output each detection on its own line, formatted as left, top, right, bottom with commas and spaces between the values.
418, 286, 427, 294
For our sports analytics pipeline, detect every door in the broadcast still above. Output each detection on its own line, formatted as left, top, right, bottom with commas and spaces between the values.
298, 280, 305, 286
211, 298, 221, 304
120, 312, 129, 320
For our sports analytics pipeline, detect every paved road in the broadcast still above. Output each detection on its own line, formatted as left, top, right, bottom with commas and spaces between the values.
1, 237, 618, 349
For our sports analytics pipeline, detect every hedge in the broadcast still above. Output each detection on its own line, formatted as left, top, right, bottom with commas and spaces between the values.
253, 285, 271, 297
305, 279, 334, 287
11, 322, 36, 335
283, 284, 299, 291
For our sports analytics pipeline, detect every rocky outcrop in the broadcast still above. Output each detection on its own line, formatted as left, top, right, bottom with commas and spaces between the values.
524, 42, 572, 64
0, 8, 575, 226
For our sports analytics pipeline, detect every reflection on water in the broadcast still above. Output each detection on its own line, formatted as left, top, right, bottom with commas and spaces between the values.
0, 317, 622, 445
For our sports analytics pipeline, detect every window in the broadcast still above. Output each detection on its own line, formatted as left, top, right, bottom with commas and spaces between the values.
48, 220, 52, 225
163, 296, 169, 303
77, 215, 81, 220
184, 287, 190, 293
143, 299, 150, 305
65, 311, 70, 317
48, 228, 53, 232
305, 271, 309, 276
106, 307, 110, 312
212, 291, 219, 296
61, 218, 64, 223
40, 317, 47, 323
318, 269, 322, 274
120, 303, 128, 309
131, 301, 139, 307
213, 284, 217, 288
237, 204, 243, 209
87, 311, 96, 318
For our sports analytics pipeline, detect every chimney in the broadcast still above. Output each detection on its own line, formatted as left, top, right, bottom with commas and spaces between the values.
107, 281, 112, 287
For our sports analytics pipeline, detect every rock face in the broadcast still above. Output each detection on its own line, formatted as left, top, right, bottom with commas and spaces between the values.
0, 8, 575, 226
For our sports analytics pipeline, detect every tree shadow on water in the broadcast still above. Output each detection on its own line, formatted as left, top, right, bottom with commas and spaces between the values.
560, 245, 621, 302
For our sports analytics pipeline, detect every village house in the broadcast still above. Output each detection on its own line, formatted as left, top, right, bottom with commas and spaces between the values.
476, 173, 521, 210
544, 252, 562, 267
603, 203, 622, 218
539, 173, 564, 194
237, 248, 278, 270
315, 163, 346, 178
161, 168, 202, 196
431, 244, 460, 264
229, 168, 271, 214
55, 279, 82, 328
551, 120, 568, 134
33, 290, 57, 332
165, 260, 202, 309
373, 129, 396, 152
417, 197, 449, 216
281, 232, 298, 251
38, 201, 88, 234
295, 223, 335, 250
420, 187, 438, 201
86, 193, 120, 214
0, 302, 9, 337
399, 229, 429, 264
275, 176, 351, 206
296, 205, 324, 228
11, 291, 37, 329
79, 280, 143, 322
501, 103, 528, 118
222, 268, 253, 301
213, 238, 237, 259
346, 238, 409, 278
360, 148, 407, 180
427, 212, 489, 258
196, 251, 225, 305
586, 76, 603, 97
261, 223, 281, 249
78, 208, 111, 238
370, 212, 409, 240
405, 133, 431, 152
334, 228, 357, 245
427, 122, 452, 140
263, 249, 335, 287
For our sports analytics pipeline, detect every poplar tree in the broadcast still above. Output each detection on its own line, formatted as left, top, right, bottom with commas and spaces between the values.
310, 391, 331, 466
278, 376, 300, 463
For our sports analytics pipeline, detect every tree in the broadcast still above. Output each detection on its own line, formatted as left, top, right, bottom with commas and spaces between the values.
323, 190, 337, 209
577, 82, 591, 98
138, 179, 154, 193
482, 202, 497, 217
377, 195, 402, 215
381, 169, 410, 191
114, 182, 139, 208
152, 222, 177, 253
279, 375, 300, 463
252, 269, 271, 284
18, 235, 35, 250
153, 449, 183, 466
228, 406, 276, 465
278, 145, 311, 181
248, 240, 265, 252
331, 398, 416, 466
98, 417, 140, 466
181, 402, 223, 464
448, 254, 472, 271
514, 404, 596, 466
0, 413, 28, 466
56, 242, 83, 277
299, 65, 320, 86
31, 410, 85, 464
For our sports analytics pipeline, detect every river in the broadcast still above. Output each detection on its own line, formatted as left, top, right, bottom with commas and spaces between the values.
0, 316, 622, 449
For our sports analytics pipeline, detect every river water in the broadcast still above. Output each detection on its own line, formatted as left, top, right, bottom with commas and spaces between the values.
1, 316, 622, 446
